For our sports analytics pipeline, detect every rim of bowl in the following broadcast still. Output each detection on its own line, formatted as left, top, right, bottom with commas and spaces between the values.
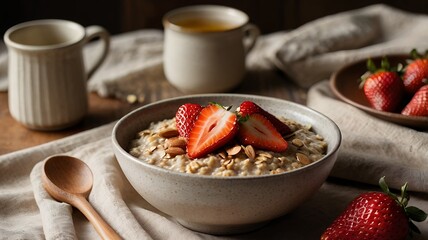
112, 93, 342, 181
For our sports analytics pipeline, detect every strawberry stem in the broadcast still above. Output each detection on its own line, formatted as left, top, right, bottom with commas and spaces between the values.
410, 48, 422, 59
238, 114, 250, 123
381, 57, 390, 70
208, 102, 233, 111
406, 206, 428, 222
410, 48, 428, 59
367, 58, 377, 73
400, 182, 409, 206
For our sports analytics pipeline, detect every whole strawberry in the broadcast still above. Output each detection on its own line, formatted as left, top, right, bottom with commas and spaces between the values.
360, 58, 405, 112
401, 85, 428, 117
175, 103, 203, 139
403, 49, 428, 95
321, 177, 427, 240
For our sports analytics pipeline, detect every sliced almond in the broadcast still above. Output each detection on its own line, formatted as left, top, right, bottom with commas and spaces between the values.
292, 138, 304, 147
226, 145, 242, 156
165, 137, 187, 149
159, 128, 179, 138
165, 147, 185, 157
296, 152, 311, 165
244, 145, 256, 160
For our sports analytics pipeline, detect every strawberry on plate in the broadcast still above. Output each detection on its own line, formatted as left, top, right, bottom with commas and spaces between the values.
403, 49, 428, 95
401, 85, 428, 117
238, 101, 291, 135
237, 113, 288, 152
360, 58, 405, 112
187, 104, 238, 159
175, 103, 203, 139
321, 177, 427, 240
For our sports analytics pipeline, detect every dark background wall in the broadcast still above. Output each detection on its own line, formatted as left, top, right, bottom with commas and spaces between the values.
2, 0, 428, 36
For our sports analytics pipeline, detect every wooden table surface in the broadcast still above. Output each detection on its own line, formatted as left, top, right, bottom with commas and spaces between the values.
0, 92, 141, 154
0, 70, 306, 155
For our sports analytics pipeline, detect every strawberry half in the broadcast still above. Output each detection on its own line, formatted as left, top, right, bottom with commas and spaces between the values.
175, 103, 203, 139
238, 113, 288, 152
401, 85, 428, 116
187, 104, 238, 158
321, 177, 427, 240
238, 101, 291, 135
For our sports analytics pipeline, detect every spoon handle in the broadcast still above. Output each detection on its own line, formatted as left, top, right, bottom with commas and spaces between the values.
75, 196, 122, 240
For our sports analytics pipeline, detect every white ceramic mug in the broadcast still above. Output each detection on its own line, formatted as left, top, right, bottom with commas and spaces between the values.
163, 5, 260, 93
4, 19, 110, 130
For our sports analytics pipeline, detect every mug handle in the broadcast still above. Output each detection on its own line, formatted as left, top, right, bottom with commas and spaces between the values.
242, 24, 260, 54
84, 26, 110, 80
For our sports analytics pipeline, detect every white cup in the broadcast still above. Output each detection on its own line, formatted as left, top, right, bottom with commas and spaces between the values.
4, 19, 110, 130
163, 5, 259, 93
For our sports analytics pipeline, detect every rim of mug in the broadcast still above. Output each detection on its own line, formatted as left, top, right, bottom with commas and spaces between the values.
3, 19, 86, 51
162, 5, 249, 33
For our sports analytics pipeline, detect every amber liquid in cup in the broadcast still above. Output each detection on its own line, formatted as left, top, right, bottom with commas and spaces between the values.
174, 17, 238, 32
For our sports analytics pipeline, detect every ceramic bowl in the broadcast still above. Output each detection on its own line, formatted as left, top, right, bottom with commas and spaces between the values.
112, 94, 341, 235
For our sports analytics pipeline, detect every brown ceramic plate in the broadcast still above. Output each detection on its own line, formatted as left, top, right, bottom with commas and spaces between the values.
330, 55, 428, 129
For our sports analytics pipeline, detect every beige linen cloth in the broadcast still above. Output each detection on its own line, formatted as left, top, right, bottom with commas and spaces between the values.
1, 4, 428, 239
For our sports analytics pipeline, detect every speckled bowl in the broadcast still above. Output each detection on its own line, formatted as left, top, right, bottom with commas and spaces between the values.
112, 94, 341, 235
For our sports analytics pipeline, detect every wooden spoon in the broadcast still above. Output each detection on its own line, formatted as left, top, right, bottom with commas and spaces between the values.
42, 155, 121, 240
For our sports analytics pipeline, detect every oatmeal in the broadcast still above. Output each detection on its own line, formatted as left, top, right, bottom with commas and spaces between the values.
129, 117, 328, 177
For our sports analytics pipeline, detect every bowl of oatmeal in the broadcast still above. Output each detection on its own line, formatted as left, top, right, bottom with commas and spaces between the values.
112, 94, 341, 235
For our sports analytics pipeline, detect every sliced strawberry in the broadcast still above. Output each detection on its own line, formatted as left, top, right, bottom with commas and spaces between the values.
187, 104, 238, 158
175, 103, 203, 139
238, 113, 288, 152
238, 101, 291, 135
